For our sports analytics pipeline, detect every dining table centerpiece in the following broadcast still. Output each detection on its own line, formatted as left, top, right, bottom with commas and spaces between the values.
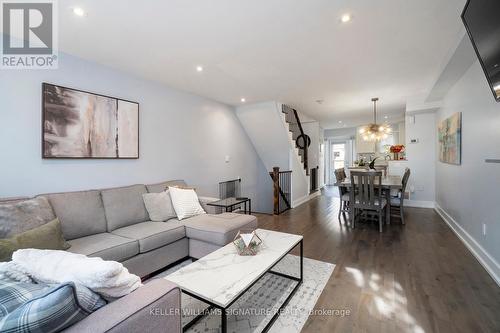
233, 229, 263, 256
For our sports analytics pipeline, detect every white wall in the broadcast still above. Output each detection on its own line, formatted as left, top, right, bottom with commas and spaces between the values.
0, 52, 273, 213
235, 102, 290, 171
404, 113, 436, 206
324, 127, 356, 140
289, 148, 309, 206
436, 60, 500, 280
302, 121, 320, 169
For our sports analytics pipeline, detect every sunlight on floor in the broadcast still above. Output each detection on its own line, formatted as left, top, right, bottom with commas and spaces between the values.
345, 267, 364, 287
345, 266, 425, 332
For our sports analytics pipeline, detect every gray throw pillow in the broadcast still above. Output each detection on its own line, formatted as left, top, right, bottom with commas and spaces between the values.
0, 197, 56, 238
142, 190, 177, 222
0, 218, 71, 262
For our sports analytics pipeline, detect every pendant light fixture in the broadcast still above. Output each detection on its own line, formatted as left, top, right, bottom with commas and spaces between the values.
359, 97, 391, 141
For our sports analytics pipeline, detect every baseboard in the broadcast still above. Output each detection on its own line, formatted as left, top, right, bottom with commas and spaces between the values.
405, 200, 435, 208
292, 191, 320, 208
435, 203, 500, 287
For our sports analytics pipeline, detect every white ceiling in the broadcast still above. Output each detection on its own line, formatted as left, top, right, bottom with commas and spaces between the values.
55, 0, 466, 129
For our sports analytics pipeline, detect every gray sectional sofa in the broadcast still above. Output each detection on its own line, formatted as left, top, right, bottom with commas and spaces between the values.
43, 179, 257, 277
2, 179, 258, 333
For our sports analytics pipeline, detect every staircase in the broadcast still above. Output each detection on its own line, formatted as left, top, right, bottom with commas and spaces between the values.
281, 104, 311, 176
235, 101, 313, 208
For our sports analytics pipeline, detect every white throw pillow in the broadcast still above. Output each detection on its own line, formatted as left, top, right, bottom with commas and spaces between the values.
142, 191, 177, 222
168, 187, 206, 220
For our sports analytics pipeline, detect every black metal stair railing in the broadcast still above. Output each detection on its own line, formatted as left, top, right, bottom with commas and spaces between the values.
281, 104, 311, 175
269, 167, 292, 215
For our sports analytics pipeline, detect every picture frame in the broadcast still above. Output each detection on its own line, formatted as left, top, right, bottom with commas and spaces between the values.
42, 83, 139, 159
438, 112, 462, 165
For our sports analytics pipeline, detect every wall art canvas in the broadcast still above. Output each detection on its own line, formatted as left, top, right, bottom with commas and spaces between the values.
42, 83, 139, 158
438, 112, 461, 165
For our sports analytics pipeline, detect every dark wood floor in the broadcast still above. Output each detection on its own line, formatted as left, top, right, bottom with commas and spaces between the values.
255, 187, 500, 333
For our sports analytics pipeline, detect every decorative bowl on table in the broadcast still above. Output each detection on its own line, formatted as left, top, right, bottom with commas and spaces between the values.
233, 229, 262, 256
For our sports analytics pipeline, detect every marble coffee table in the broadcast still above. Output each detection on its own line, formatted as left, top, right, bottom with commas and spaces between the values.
166, 228, 303, 333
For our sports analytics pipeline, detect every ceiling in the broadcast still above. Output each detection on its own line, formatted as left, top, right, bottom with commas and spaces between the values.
54, 0, 465, 129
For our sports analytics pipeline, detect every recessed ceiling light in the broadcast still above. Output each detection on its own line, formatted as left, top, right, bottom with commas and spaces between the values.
384, 115, 388, 119
196, 65, 203, 72
338, 121, 342, 124
240, 98, 246, 103
73, 7, 86, 17
341, 14, 351, 23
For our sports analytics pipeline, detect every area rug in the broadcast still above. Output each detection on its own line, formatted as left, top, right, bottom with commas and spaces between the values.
147, 254, 334, 333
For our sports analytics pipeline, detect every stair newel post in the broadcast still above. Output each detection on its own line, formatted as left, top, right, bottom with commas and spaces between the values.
273, 166, 280, 215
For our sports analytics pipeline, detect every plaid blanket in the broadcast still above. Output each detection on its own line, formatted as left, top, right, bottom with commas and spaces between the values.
0, 279, 105, 332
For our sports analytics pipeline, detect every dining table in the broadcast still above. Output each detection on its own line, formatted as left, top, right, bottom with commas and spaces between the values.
335, 172, 403, 226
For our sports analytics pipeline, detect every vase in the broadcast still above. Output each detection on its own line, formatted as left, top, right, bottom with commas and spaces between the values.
393, 152, 399, 160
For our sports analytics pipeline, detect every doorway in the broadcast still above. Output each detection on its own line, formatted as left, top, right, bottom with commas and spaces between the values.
325, 139, 354, 185
331, 143, 346, 182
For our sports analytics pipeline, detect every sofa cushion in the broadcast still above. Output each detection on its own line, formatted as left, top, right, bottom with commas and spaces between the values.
168, 187, 206, 220
101, 185, 149, 231
183, 213, 258, 246
111, 221, 186, 253
47, 190, 107, 240
0, 280, 105, 333
0, 218, 70, 262
142, 191, 176, 222
67, 233, 139, 262
146, 180, 187, 193
0, 196, 55, 238
0, 278, 50, 315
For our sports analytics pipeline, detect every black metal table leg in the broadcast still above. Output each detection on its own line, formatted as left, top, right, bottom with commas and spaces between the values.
249, 199, 251, 215
221, 308, 227, 333
300, 239, 303, 281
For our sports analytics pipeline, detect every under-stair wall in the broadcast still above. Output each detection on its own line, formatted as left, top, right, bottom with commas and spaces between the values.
235, 101, 311, 207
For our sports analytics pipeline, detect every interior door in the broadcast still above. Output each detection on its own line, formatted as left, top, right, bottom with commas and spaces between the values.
331, 143, 346, 183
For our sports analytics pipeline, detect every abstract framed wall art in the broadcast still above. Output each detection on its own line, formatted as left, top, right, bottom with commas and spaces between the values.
42, 83, 139, 159
438, 112, 461, 165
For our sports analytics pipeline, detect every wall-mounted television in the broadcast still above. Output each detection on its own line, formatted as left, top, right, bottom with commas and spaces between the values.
462, 0, 500, 102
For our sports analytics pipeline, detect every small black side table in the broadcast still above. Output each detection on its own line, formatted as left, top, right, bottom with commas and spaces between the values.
206, 197, 251, 215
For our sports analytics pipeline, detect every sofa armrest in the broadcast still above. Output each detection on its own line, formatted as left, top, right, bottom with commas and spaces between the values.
63, 279, 181, 333
198, 196, 220, 214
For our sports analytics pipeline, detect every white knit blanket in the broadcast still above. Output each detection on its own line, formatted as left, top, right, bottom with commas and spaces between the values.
9, 249, 142, 298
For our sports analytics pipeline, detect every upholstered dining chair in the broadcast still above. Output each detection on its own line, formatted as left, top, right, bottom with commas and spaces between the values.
334, 168, 350, 220
350, 171, 387, 232
390, 168, 411, 224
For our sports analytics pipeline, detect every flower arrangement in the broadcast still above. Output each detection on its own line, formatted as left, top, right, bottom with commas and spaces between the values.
390, 144, 405, 153
390, 145, 405, 160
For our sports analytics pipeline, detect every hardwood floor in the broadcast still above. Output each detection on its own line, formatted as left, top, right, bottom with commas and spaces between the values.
255, 188, 500, 333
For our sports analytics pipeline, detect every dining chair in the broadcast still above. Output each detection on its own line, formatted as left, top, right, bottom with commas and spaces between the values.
350, 171, 387, 232
390, 168, 411, 224
334, 168, 350, 220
